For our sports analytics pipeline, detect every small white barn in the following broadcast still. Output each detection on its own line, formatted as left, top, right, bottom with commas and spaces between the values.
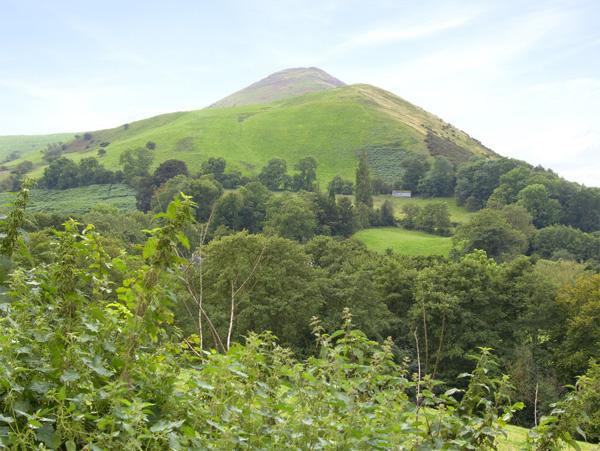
392, 190, 412, 198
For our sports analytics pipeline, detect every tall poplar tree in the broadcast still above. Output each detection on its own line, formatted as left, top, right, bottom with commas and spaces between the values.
355, 150, 373, 208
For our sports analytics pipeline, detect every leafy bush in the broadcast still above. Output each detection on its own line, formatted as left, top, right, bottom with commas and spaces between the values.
529, 362, 600, 448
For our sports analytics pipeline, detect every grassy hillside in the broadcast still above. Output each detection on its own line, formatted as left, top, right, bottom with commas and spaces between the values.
0, 133, 74, 162
0, 184, 136, 215
2, 79, 495, 186
353, 227, 453, 256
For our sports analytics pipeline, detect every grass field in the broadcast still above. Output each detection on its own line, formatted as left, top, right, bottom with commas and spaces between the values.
1, 83, 493, 186
353, 227, 452, 256
0, 184, 136, 215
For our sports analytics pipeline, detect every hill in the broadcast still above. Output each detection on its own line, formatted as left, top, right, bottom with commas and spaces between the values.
209, 67, 345, 108
1, 68, 496, 185
0, 133, 73, 163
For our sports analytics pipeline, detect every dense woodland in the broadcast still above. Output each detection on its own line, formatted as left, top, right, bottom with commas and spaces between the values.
0, 142, 599, 449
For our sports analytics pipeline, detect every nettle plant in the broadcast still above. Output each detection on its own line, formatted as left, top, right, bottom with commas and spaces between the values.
0, 182, 564, 449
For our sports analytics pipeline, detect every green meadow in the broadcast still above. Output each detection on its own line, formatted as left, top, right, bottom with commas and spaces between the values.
353, 227, 453, 256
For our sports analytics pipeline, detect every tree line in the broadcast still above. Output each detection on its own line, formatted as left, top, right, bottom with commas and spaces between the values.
9, 138, 599, 238
24, 144, 600, 265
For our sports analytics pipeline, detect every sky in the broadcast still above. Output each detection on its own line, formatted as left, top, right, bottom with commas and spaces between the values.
0, 0, 599, 186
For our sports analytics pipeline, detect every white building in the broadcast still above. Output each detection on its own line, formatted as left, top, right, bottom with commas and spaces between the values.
392, 190, 412, 198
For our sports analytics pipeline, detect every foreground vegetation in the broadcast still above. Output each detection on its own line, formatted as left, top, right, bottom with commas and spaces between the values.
0, 70, 598, 448
0, 188, 597, 449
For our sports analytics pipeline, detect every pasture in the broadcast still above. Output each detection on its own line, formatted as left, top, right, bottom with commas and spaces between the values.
353, 227, 453, 256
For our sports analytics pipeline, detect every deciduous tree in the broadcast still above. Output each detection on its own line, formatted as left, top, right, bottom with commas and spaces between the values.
517, 184, 561, 228
119, 147, 154, 183
258, 158, 288, 191
264, 194, 317, 242
292, 156, 318, 192
453, 209, 528, 261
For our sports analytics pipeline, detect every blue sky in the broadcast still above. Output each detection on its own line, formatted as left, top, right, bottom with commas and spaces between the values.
1, 0, 599, 185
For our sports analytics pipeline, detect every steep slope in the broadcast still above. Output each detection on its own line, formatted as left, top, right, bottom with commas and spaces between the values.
2, 70, 495, 185
209, 67, 345, 108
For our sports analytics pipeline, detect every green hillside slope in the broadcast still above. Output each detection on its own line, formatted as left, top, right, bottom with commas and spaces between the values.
0, 133, 74, 162
1, 69, 495, 185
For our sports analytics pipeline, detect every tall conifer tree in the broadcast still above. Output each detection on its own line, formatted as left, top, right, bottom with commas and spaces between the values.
355, 150, 373, 208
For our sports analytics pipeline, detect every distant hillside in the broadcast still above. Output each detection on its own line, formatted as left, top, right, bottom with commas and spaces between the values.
0, 68, 495, 185
0, 133, 74, 163
209, 67, 345, 108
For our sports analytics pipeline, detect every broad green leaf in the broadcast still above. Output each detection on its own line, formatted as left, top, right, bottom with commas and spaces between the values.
60, 370, 80, 383
36, 423, 61, 448
150, 419, 185, 433
83, 356, 113, 378
176, 231, 190, 249
143, 237, 159, 260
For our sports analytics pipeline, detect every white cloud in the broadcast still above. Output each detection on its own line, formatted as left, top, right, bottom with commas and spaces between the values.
339, 16, 473, 50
